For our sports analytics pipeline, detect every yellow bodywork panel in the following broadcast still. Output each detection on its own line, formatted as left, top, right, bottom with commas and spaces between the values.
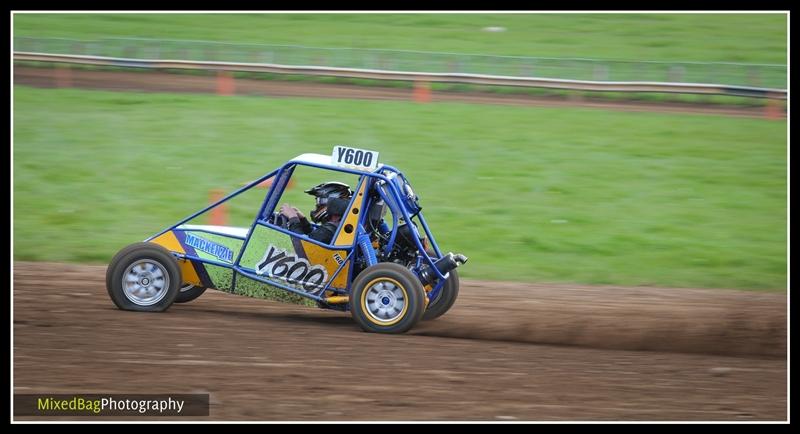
333, 179, 368, 247
300, 240, 350, 289
150, 231, 184, 254
178, 259, 202, 286
149, 231, 201, 286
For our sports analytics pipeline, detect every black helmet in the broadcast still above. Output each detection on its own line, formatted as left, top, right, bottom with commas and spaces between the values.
306, 182, 353, 223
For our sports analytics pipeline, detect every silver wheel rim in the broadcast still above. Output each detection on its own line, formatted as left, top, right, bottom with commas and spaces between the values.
365, 280, 406, 323
122, 260, 170, 306
180, 284, 195, 293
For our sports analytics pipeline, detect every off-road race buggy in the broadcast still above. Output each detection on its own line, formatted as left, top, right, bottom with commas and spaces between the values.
106, 146, 467, 333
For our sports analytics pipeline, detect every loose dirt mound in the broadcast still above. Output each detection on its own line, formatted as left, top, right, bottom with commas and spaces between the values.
13, 262, 786, 420
412, 280, 786, 358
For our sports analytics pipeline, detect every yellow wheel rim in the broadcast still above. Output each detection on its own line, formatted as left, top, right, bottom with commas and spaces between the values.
360, 277, 409, 326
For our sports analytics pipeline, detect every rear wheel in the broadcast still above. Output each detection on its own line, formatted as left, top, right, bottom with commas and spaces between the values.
175, 284, 208, 303
106, 242, 181, 312
350, 263, 425, 334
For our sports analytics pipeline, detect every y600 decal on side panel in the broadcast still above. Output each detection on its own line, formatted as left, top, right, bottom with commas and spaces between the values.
255, 245, 329, 294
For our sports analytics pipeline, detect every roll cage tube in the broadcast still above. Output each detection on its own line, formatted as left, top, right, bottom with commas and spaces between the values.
146, 168, 279, 242
232, 163, 296, 268
378, 166, 448, 283
265, 161, 448, 285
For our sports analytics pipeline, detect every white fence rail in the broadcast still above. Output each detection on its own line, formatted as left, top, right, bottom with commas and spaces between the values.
13, 51, 787, 100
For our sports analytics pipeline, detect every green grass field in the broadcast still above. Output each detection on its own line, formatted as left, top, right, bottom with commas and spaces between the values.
13, 86, 787, 290
14, 13, 787, 63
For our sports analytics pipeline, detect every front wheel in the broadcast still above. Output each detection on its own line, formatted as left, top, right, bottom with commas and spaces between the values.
350, 263, 426, 334
106, 242, 182, 312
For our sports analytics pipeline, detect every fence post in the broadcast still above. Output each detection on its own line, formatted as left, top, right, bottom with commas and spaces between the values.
216, 71, 235, 96
208, 189, 228, 226
413, 80, 431, 103
747, 66, 761, 87
593, 64, 609, 81
668, 65, 685, 83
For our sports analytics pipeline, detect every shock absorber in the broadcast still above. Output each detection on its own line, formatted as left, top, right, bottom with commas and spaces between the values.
358, 231, 378, 267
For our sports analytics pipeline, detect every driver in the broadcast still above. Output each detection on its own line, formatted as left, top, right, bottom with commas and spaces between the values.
279, 181, 353, 244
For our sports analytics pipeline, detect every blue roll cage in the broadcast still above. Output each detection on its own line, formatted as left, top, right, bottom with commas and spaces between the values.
145, 158, 451, 306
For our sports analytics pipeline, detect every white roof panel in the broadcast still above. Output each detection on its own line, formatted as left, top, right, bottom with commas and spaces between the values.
177, 224, 250, 238
291, 153, 331, 167
290, 153, 384, 172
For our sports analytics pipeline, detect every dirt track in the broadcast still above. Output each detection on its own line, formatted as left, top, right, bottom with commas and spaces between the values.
13, 262, 786, 421
13, 66, 781, 118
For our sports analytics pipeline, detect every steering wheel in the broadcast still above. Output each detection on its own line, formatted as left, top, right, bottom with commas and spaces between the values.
269, 211, 290, 228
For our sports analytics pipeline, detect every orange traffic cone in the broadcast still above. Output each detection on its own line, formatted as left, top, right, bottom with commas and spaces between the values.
208, 189, 228, 225
413, 80, 431, 103
765, 96, 784, 120
216, 71, 235, 96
